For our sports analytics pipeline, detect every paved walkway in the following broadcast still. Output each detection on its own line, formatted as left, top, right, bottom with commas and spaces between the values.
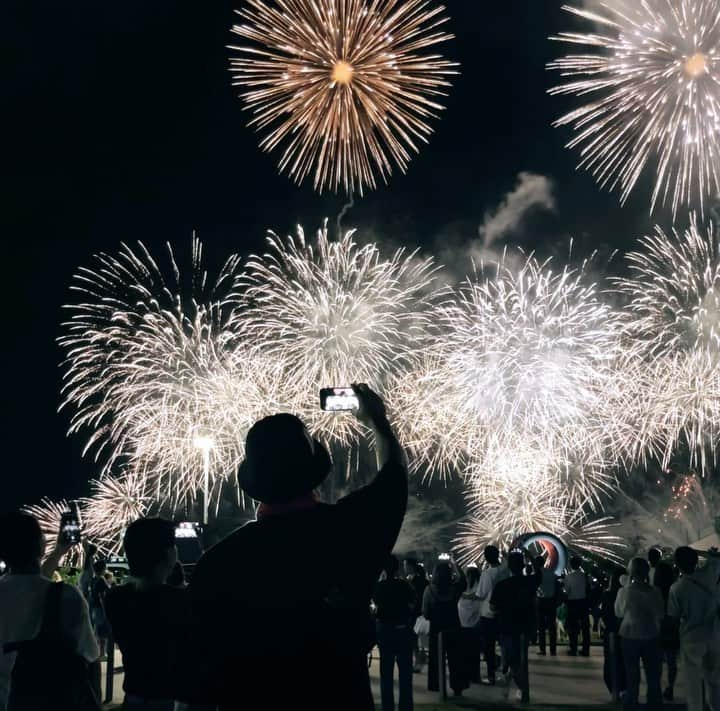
368, 645, 686, 708
103, 644, 686, 708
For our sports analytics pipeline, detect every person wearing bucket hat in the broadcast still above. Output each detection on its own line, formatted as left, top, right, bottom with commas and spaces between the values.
179, 384, 407, 711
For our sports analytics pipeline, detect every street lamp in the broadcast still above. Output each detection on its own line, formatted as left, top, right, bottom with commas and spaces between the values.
193, 433, 215, 525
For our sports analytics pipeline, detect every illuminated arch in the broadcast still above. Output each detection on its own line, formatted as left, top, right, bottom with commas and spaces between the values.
512, 531, 568, 575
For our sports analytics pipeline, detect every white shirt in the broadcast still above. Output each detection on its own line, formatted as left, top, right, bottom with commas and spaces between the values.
0, 574, 99, 711
476, 565, 510, 619
668, 558, 720, 646
615, 582, 665, 640
458, 591, 483, 628
564, 570, 588, 600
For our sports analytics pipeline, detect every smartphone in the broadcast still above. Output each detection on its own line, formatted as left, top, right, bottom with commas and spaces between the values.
60, 511, 82, 545
438, 553, 451, 561
320, 387, 359, 412
175, 521, 203, 565
174, 521, 202, 539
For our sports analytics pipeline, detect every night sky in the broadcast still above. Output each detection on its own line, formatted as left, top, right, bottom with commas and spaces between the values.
3, 1, 673, 511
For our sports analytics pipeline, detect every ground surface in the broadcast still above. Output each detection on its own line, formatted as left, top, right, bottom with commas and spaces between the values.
102, 643, 685, 709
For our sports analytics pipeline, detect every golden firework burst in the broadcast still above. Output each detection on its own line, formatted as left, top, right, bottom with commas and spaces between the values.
229, 0, 457, 195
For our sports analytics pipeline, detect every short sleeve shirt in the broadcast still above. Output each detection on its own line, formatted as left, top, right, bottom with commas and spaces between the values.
0, 575, 99, 711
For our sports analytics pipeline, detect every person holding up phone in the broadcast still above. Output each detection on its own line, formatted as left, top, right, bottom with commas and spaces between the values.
0, 511, 99, 711
178, 384, 408, 711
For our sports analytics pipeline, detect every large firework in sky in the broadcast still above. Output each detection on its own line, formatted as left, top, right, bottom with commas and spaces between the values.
58, 238, 271, 513
81, 474, 151, 554
394, 252, 628, 508
231, 223, 440, 443
454, 475, 623, 566
548, 0, 720, 216
615, 217, 720, 470
56, 217, 720, 557
229, 0, 457, 194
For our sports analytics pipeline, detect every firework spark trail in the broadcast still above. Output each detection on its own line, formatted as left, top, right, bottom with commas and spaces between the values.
59, 238, 275, 513
393, 252, 629, 509
453, 472, 624, 566
548, 0, 720, 216
229, 0, 457, 194
231, 223, 440, 444
81, 474, 150, 554
22, 498, 83, 566
615, 217, 720, 470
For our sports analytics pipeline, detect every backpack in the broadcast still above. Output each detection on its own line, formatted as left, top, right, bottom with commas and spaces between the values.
3, 582, 101, 711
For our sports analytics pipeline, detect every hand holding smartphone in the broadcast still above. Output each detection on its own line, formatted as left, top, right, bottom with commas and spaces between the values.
60, 511, 82, 545
320, 387, 359, 412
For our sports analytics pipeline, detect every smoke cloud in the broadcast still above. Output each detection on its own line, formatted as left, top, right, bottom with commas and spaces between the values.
393, 495, 458, 556
479, 172, 556, 249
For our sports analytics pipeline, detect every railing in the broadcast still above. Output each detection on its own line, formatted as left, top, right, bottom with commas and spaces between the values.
103, 636, 116, 704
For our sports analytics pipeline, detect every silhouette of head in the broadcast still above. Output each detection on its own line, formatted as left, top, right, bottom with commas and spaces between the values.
508, 552, 525, 576
533, 555, 545, 572
238, 414, 332, 504
628, 557, 650, 583
432, 561, 452, 592
674, 546, 699, 575
653, 560, 674, 593
570, 556, 583, 571
484, 545, 500, 565
648, 548, 662, 566
0, 512, 44, 572
123, 518, 177, 580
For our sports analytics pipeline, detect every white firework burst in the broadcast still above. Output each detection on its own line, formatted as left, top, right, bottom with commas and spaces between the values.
59, 238, 272, 514
81, 474, 152, 555
548, 0, 720, 215
394, 252, 627, 505
22, 498, 83, 567
454, 475, 624, 567
231, 223, 440, 444
615, 216, 720, 470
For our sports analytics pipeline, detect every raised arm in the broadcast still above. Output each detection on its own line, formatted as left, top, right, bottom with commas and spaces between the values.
352, 383, 404, 471
40, 530, 76, 579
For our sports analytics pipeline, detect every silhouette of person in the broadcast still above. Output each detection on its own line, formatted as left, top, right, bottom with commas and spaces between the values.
104, 518, 187, 711
178, 384, 407, 711
668, 546, 720, 711
614, 558, 664, 710
564, 556, 591, 656
373, 555, 415, 711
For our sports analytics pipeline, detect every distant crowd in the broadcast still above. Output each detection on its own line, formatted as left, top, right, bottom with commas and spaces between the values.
1, 385, 718, 711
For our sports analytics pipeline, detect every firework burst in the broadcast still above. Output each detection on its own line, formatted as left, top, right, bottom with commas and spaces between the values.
454, 474, 624, 567
229, 0, 457, 194
615, 217, 720, 469
59, 238, 271, 513
22, 498, 83, 566
81, 474, 151, 555
394, 252, 627, 505
548, 0, 720, 215
231, 223, 439, 443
